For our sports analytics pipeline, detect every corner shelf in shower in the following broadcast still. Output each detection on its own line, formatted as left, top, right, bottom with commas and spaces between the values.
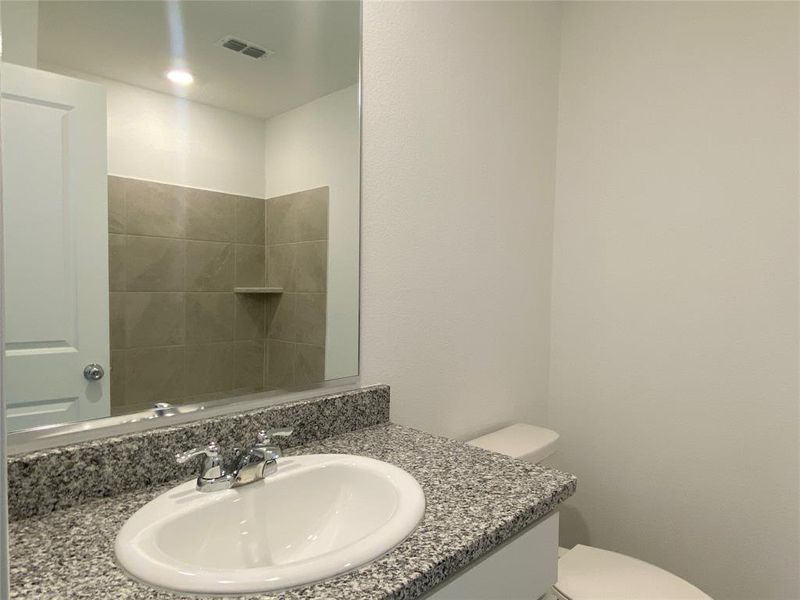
233, 287, 284, 294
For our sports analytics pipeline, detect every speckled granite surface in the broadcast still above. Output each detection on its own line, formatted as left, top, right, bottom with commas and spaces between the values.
8, 385, 390, 521
8, 423, 577, 600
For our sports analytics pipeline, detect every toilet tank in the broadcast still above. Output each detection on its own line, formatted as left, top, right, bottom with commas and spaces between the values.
467, 424, 559, 464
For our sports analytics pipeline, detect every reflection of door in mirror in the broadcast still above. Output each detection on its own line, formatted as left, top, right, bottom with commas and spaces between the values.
2, 63, 110, 431
1, 0, 361, 435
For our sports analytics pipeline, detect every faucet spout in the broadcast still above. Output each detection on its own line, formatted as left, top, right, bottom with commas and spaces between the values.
176, 427, 294, 492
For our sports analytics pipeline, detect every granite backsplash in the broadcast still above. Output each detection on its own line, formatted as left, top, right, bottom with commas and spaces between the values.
7, 385, 390, 521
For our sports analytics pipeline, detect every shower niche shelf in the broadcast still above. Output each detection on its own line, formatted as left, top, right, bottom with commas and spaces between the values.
233, 287, 284, 294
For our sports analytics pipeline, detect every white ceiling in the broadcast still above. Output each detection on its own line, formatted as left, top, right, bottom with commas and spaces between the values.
37, 0, 360, 119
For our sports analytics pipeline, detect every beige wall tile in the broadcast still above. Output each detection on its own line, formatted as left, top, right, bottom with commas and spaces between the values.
267, 340, 294, 388
266, 187, 328, 244
234, 340, 265, 390
110, 293, 126, 350
294, 344, 325, 386
185, 241, 235, 291
185, 342, 235, 396
186, 292, 235, 343
294, 241, 327, 292
110, 350, 126, 411
125, 346, 186, 405
235, 244, 266, 287
265, 294, 277, 337
234, 294, 266, 340
125, 292, 185, 348
263, 341, 270, 387
295, 293, 326, 346
112, 399, 155, 416
178, 390, 239, 406
107, 178, 274, 411
109, 233, 126, 292
126, 236, 185, 291
126, 179, 186, 238
296, 187, 328, 242
186, 189, 236, 242
266, 244, 295, 291
108, 176, 127, 234
267, 194, 298, 245
236, 197, 266, 245
266, 293, 295, 341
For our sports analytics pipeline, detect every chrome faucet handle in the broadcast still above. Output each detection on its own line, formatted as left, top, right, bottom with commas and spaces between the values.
175, 440, 220, 463
252, 428, 294, 463
256, 427, 293, 445
230, 428, 294, 484
175, 441, 224, 480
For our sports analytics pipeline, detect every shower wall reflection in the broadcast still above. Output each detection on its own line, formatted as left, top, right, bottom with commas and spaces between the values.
107, 177, 330, 416
1, 0, 360, 431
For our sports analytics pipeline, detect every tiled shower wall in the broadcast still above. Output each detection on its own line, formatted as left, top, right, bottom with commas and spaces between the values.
265, 187, 329, 388
107, 177, 328, 414
108, 176, 269, 414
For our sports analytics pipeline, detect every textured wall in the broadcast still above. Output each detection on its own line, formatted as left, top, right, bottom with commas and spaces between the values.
549, 3, 799, 599
360, 1, 562, 438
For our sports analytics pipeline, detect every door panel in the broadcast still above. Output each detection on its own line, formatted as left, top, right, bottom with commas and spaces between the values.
1, 63, 110, 430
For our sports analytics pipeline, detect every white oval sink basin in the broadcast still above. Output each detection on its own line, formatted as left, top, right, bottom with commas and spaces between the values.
115, 454, 425, 595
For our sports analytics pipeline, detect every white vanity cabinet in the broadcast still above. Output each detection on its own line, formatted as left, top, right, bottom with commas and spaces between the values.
424, 512, 558, 600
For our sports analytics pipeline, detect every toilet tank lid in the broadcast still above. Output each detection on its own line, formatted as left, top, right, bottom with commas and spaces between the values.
553, 545, 713, 600
467, 423, 559, 462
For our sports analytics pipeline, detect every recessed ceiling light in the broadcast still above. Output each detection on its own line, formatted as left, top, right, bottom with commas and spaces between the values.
166, 69, 194, 85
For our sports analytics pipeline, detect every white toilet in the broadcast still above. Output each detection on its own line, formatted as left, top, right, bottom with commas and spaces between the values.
468, 424, 712, 600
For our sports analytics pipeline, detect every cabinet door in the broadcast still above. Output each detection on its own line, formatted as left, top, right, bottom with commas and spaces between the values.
424, 512, 559, 600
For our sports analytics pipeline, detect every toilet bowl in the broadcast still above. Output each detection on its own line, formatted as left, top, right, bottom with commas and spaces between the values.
468, 424, 712, 600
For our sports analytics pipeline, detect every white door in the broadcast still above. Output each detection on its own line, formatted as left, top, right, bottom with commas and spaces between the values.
1, 63, 109, 431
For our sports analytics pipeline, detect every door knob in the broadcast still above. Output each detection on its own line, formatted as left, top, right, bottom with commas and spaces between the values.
83, 363, 105, 381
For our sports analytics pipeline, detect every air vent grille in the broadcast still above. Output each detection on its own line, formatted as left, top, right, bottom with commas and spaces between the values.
222, 38, 247, 52
242, 46, 267, 59
218, 36, 273, 60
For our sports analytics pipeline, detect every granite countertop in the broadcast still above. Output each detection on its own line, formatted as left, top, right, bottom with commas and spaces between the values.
9, 423, 577, 600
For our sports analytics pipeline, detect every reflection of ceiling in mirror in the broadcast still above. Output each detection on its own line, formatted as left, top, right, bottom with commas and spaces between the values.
37, 0, 360, 119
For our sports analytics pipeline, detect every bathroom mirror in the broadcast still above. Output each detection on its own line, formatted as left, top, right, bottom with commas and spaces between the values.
0, 0, 361, 437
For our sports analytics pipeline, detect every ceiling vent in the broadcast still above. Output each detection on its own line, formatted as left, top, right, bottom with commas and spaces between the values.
242, 46, 267, 59
218, 36, 273, 60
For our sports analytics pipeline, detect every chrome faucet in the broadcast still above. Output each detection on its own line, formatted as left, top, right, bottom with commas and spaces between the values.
176, 428, 293, 493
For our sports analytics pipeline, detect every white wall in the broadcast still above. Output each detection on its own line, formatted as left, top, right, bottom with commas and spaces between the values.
46, 67, 266, 197
1, 0, 38, 68
549, 3, 799, 599
263, 85, 360, 380
360, 1, 561, 438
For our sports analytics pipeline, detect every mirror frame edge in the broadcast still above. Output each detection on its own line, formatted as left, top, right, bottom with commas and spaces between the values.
0, 2, 11, 587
